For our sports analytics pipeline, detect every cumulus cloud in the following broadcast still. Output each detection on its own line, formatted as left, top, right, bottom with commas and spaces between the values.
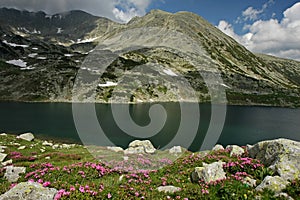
0, 0, 153, 23
218, 2, 300, 61
240, 0, 274, 22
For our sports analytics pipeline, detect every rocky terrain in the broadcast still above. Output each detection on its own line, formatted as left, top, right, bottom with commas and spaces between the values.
0, 133, 300, 199
0, 8, 300, 106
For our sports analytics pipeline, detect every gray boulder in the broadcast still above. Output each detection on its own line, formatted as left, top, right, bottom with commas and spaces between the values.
169, 146, 182, 154
124, 140, 156, 154
107, 146, 124, 153
0, 153, 7, 162
248, 138, 300, 181
212, 144, 224, 151
226, 145, 245, 157
4, 166, 26, 182
17, 133, 35, 142
191, 161, 226, 183
157, 185, 181, 193
0, 182, 57, 200
256, 176, 289, 193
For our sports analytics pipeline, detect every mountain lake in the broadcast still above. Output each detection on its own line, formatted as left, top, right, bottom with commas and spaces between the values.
0, 102, 299, 151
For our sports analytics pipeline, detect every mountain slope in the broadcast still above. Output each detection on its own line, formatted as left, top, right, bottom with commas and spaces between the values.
0, 8, 299, 106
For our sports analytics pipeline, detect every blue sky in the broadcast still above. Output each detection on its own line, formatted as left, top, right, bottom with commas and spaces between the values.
0, 0, 299, 60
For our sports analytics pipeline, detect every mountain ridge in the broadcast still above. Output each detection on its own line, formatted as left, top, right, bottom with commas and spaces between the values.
0, 8, 299, 107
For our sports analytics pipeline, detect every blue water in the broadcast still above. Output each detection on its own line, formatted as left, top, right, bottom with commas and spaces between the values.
0, 102, 299, 151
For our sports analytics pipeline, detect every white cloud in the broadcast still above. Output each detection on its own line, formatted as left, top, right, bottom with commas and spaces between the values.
241, 0, 274, 22
218, 2, 300, 61
0, 0, 153, 23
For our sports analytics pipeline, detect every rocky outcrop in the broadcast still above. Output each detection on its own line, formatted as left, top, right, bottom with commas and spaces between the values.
226, 145, 245, 157
169, 146, 183, 154
17, 132, 35, 142
0, 182, 57, 200
4, 166, 26, 182
157, 185, 181, 193
248, 138, 300, 181
255, 176, 289, 193
191, 161, 226, 183
124, 140, 156, 154
107, 146, 124, 153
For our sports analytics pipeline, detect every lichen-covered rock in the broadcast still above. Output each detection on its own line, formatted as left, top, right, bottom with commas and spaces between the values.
212, 144, 224, 151
191, 161, 226, 183
157, 185, 181, 193
169, 146, 182, 154
17, 132, 35, 142
124, 140, 156, 154
256, 176, 289, 193
243, 177, 257, 187
107, 146, 124, 153
0, 182, 57, 200
248, 138, 300, 181
4, 166, 26, 182
226, 145, 245, 157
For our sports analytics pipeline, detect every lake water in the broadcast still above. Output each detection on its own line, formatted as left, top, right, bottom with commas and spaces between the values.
0, 102, 299, 151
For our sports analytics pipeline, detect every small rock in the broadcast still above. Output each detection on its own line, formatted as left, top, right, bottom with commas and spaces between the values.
18, 146, 26, 150
212, 144, 224, 151
40, 149, 46, 153
107, 146, 124, 153
0, 145, 7, 153
1, 159, 12, 166
169, 146, 182, 154
4, 166, 26, 182
191, 161, 226, 183
123, 156, 129, 161
226, 145, 245, 157
0, 153, 7, 162
0, 182, 57, 200
243, 177, 257, 187
256, 176, 289, 193
52, 144, 59, 149
0, 133, 7, 136
119, 175, 124, 182
17, 133, 35, 142
157, 185, 181, 193
42, 141, 53, 146
275, 192, 294, 200
45, 156, 51, 160
124, 140, 156, 154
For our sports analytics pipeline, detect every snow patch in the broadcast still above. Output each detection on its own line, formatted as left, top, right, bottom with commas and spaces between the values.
28, 53, 38, 58
45, 15, 52, 19
77, 37, 99, 44
37, 57, 47, 60
6, 59, 27, 67
57, 28, 63, 34
32, 47, 38, 50
220, 83, 231, 89
3, 40, 29, 48
98, 81, 118, 87
64, 54, 73, 57
163, 69, 178, 76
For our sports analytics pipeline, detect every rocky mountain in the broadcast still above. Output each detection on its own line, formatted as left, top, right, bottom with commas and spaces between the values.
0, 8, 299, 106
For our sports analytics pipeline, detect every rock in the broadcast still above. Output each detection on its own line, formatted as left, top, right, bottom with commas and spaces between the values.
45, 156, 51, 160
275, 193, 294, 200
1, 159, 12, 166
256, 176, 289, 193
123, 156, 129, 161
226, 145, 245, 157
4, 166, 26, 182
212, 144, 224, 151
0, 182, 57, 200
248, 138, 300, 181
242, 177, 257, 187
52, 144, 60, 149
169, 146, 182, 154
42, 141, 53, 146
119, 175, 124, 182
157, 185, 181, 193
107, 146, 124, 153
0, 153, 7, 162
40, 149, 46, 153
124, 140, 156, 154
0, 133, 7, 136
17, 133, 35, 142
18, 146, 26, 150
191, 161, 226, 183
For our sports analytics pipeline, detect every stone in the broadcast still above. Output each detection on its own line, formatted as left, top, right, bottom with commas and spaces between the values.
52, 144, 60, 149
1, 159, 12, 166
0, 133, 7, 136
212, 144, 224, 151
17, 133, 35, 142
45, 156, 51, 160
0, 153, 7, 162
191, 161, 226, 183
107, 146, 124, 153
243, 177, 257, 187
256, 176, 289, 193
124, 140, 156, 154
18, 146, 26, 150
157, 185, 181, 193
169, 146, 182, 154
226, 145, 245, 157
42, 141, 53, 146
4, 166, 26, 182
119, 175, 124, 182
0, 182, 57, 200
275, 193, 294, 200
248, 138, 300, 181
40, 149, 46, 153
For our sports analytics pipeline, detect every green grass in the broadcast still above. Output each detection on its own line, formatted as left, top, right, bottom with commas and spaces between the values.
0, 134, 298, 199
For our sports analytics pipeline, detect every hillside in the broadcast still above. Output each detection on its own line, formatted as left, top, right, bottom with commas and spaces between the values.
0, 8, 299, 106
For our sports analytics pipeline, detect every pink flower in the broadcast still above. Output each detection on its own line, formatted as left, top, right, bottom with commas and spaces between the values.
70, 186, 75, 191
37, 179, 43, 184
79, 186, 85, 193
135, 192, 139, 197
10, 183, 17, 189
107, 193, 112, 198
42, 181, 51, 187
